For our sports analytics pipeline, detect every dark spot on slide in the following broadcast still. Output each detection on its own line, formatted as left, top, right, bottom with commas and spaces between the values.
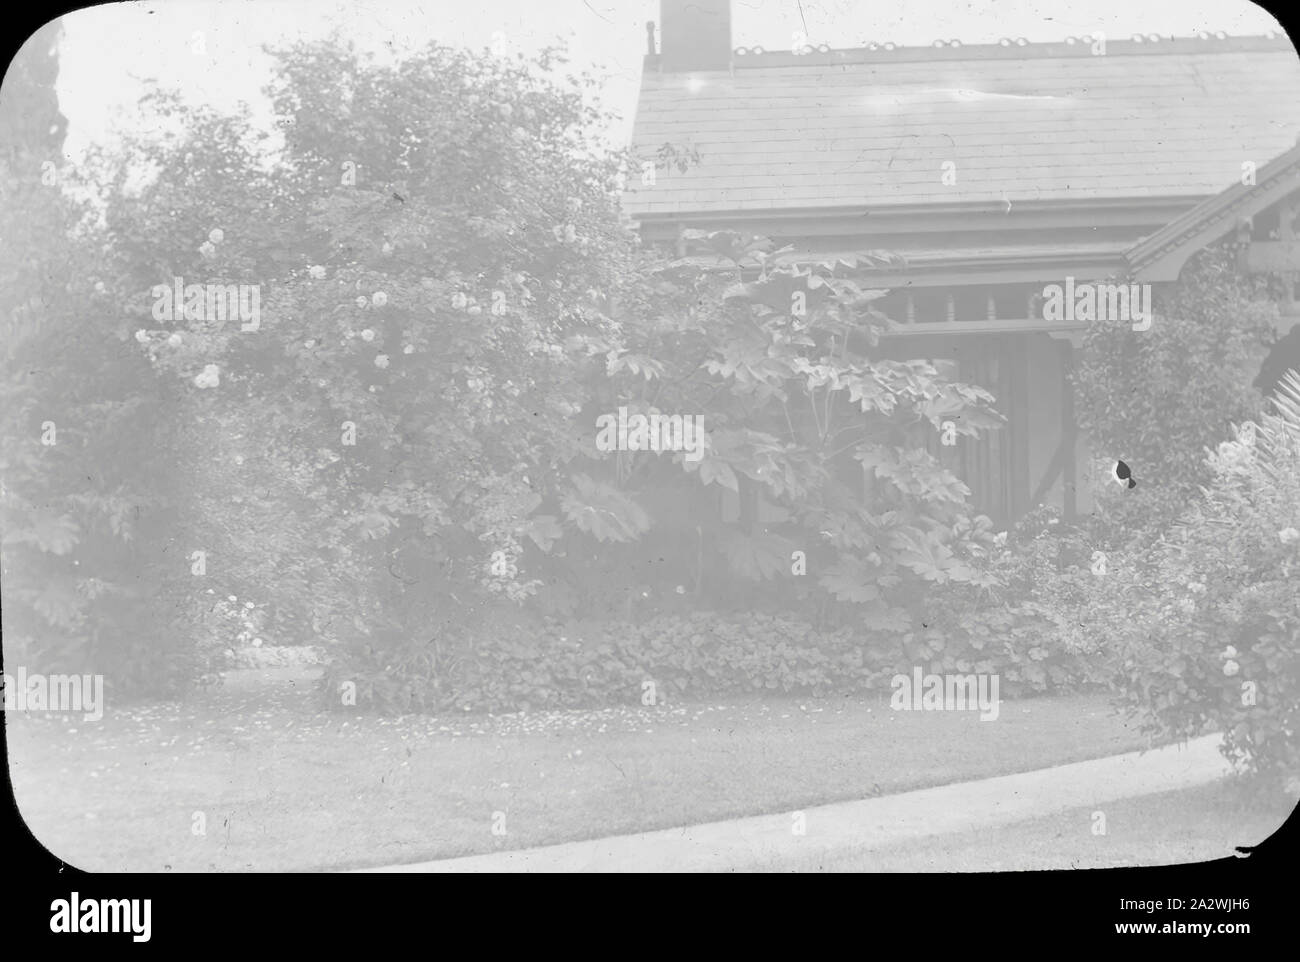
1112, 459, 1136, 489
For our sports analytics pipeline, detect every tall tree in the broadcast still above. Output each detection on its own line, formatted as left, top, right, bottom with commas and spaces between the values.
1, 20, 186, 692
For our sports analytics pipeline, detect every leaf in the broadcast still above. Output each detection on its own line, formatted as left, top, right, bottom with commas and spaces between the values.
890, 526, 959, 583
697, 457, 739, 493
855, 444, 971, 505
719, 528, 793, 581
818, 556, 882, 603
720, 269, 832, 315
560, 474, 651, 543
681, 229, 774, 265
606, 351, 664, 380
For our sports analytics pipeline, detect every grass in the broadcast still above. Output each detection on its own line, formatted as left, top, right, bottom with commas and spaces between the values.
772, 780, 1293, 872
6, 667, 1154, 872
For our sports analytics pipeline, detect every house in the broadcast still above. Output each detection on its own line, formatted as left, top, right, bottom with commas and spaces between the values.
625, 0, 1300, 525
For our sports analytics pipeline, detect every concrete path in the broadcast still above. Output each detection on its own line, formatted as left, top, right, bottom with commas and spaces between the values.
361, 735, 1232, 873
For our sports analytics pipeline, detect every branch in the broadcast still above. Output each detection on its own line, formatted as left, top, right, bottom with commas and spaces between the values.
781, 399, 798, 443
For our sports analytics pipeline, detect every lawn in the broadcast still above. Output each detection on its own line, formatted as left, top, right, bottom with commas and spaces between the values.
6, 667, 1155, 872
768, 780, 1293, 872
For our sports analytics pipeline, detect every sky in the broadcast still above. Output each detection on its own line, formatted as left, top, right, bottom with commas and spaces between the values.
34, 0, 1290, 160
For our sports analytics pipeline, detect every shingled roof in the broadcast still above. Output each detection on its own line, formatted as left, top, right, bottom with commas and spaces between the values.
1126, 140, 1300, 281
627, 35, 1300, 217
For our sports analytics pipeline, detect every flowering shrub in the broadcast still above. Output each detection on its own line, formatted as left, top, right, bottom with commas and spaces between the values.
1109, 373, 1300, 795
98, 40, 638, 668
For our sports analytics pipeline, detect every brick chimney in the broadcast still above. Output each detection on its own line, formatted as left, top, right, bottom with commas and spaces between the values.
658, 0, 731, 72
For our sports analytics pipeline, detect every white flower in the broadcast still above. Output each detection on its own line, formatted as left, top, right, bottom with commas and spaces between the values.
244, 602, 254, 609
1215, 439, 1255, 472
452, 292, 468, 309
1279, 527, 1300, 545
403, 344, 414, 355
134, 329, 149, 343
252, 638, 263, 648
228, 595, 238, 602
167, 333, 183, 347
355, 296, 368, 308
94, 281, 106, 293
305, 339, 316, 349
199, 241, 216, 257
381, 242, 393, 254
374, 354, 389, 369
308, 265, 327, 279
993, 531, 1008, 547
208, 228, 224, 244
360, 328, 375, 342
194, 363, 221, 389
372, 291, 388, 308
1188, 581, 1207, 594
1221, 646, 1238, 660
1223, 659, 1239, 677
675, 585, 686, 594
